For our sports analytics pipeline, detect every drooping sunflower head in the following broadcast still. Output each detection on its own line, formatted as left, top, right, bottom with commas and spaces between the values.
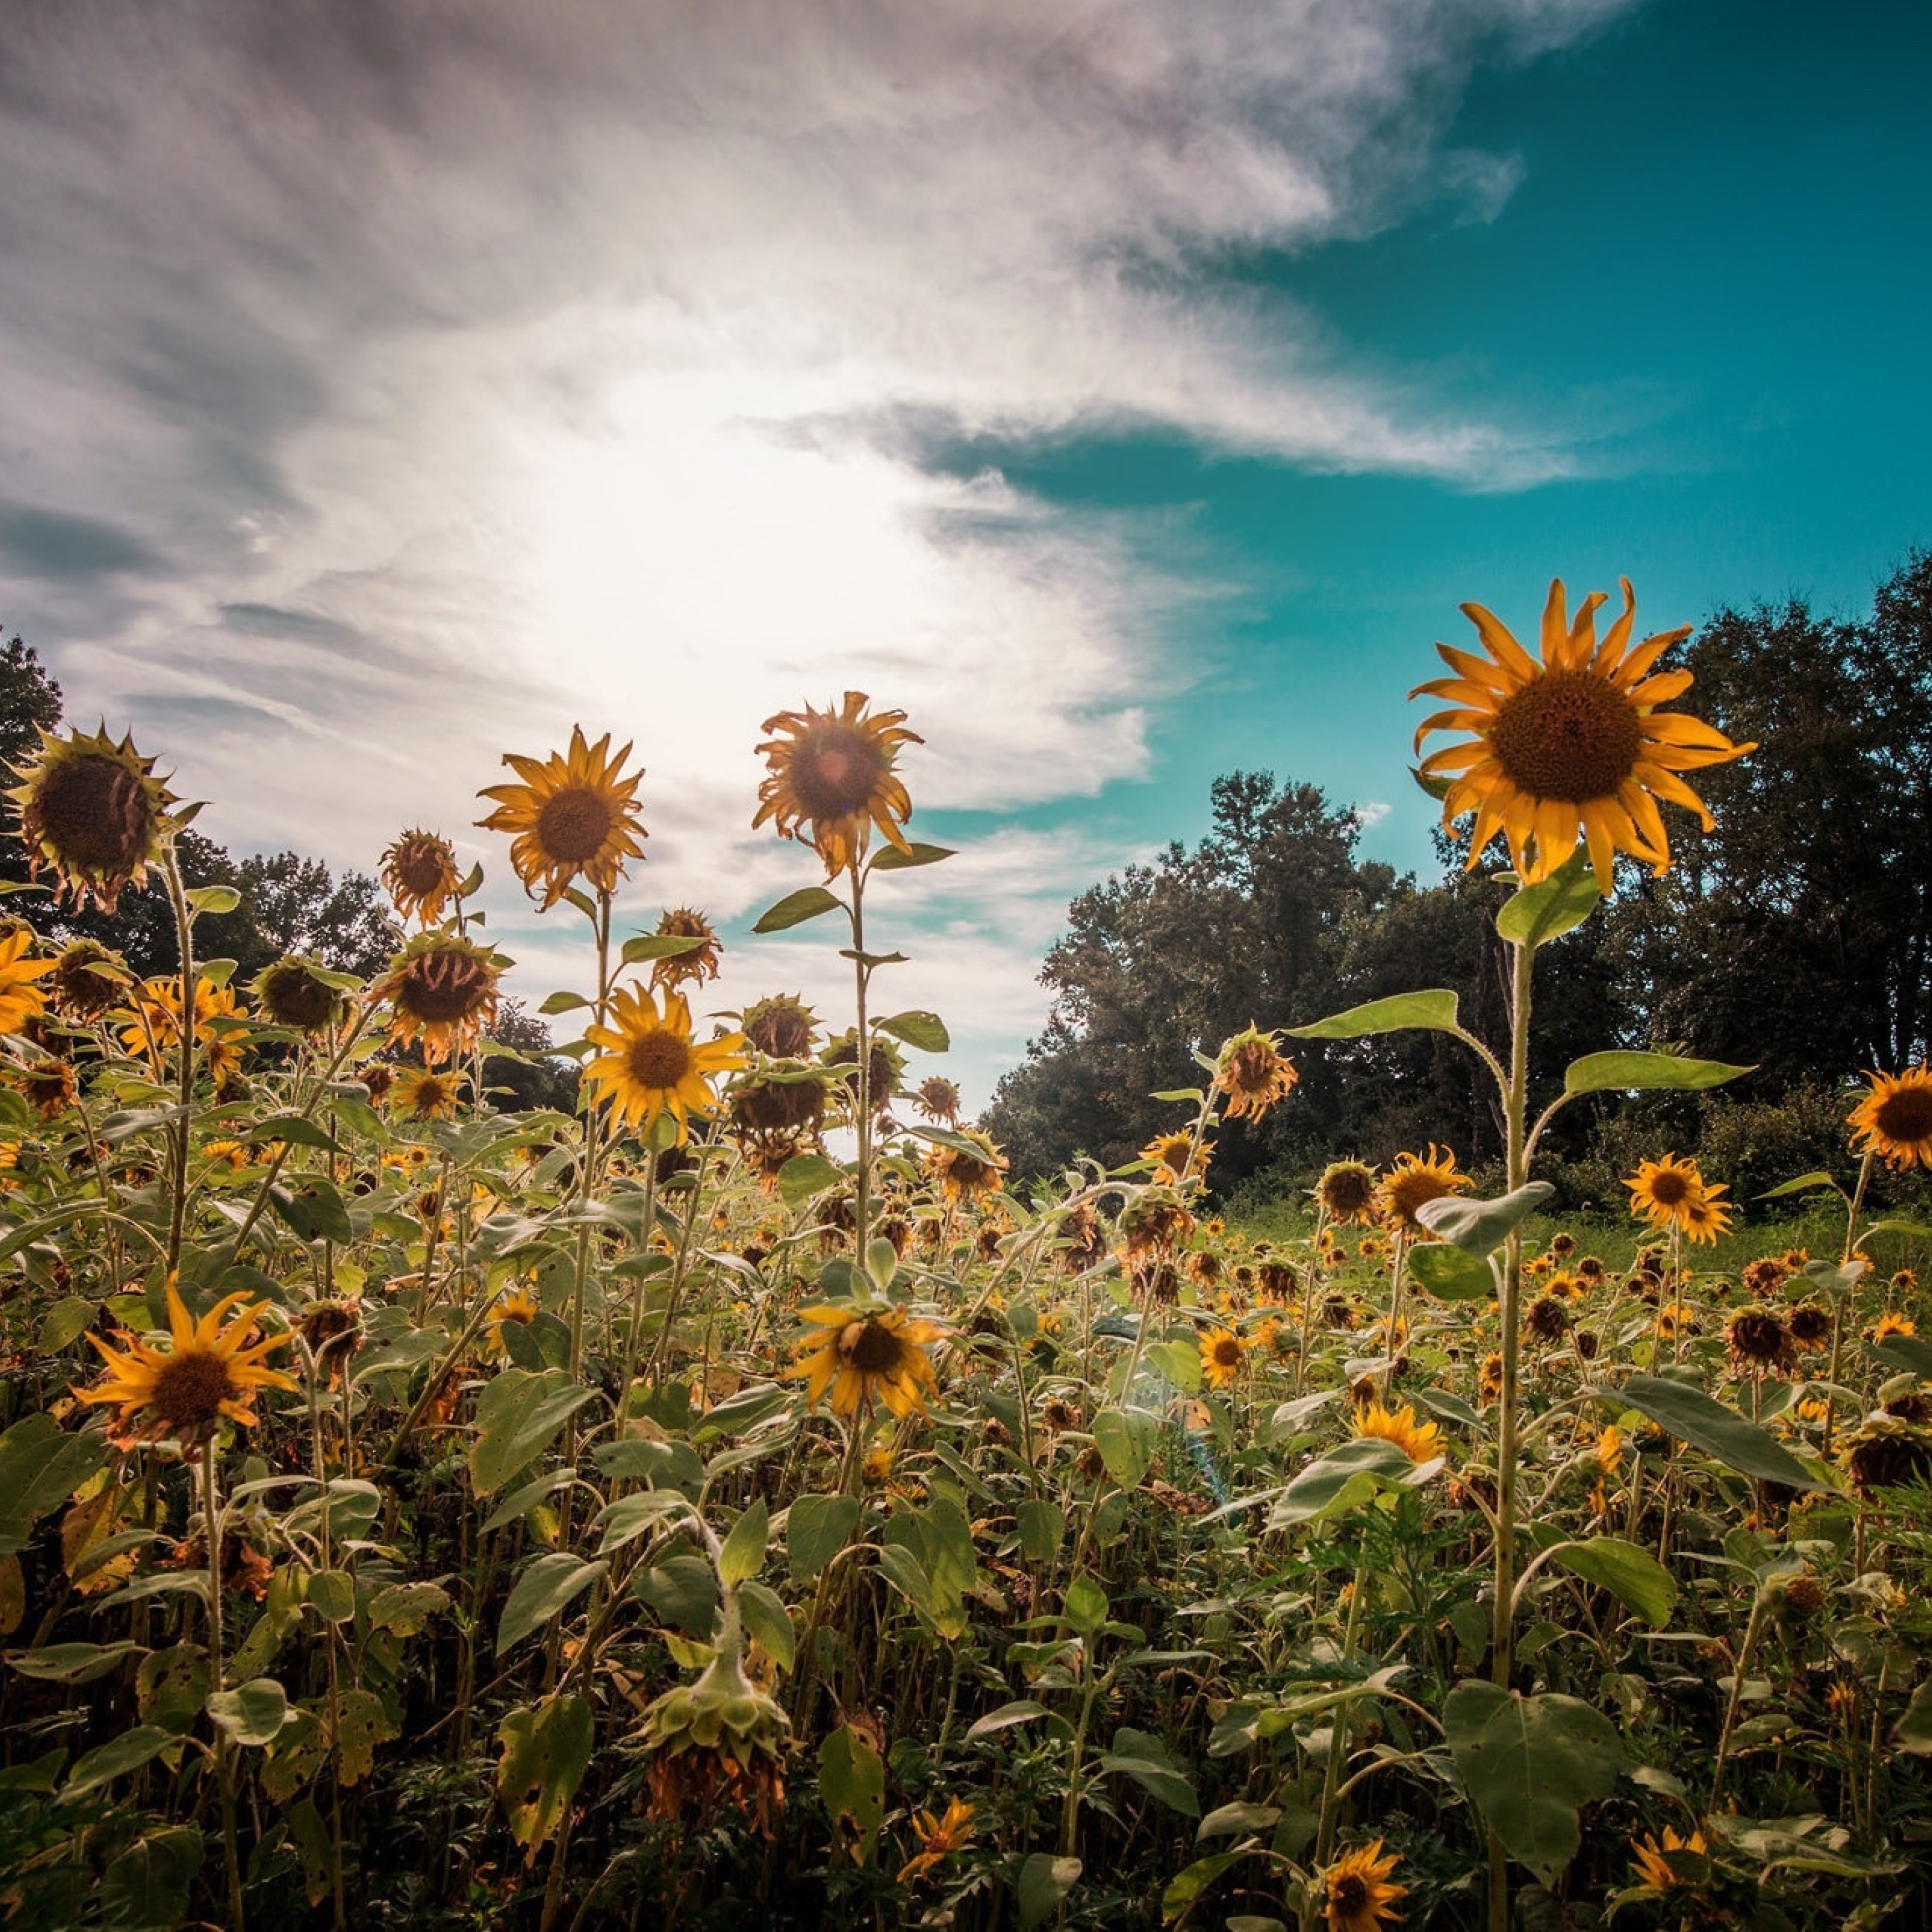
372, 932, 502, 1065
789, 1302, 944, 1419
1118, 1188, 1197, 1261
1316, 1159, 1380, 1226
1212, 1024, 1298, 1121
0, 928, 54, 1036
10, 724, 179, 914
380, 828, 464, 927
251, 955, 347, 1035
1676, 1186, 1732, 1247
1321, 1837, 1408, 1932
752, 691, 921, 876
1377, 1145, 1473, 1235
1353, 1400, 1443, 1465
476, 725, 646, 909
391, 1065, 465, 1122
13, 1048, 76, 1120
924, 1128, 1008, 1205
820, 1027, 905, 1122
1413, 577, 1754, 892
1726, 1307, 1795, 1375
741, 992, 818, 1061
583, 984, 747, 1144
1141, 1129, 1211, 1188
73, 1279, 296, 1450
913, 1075, 963, 1127
1848, 1066, 1932, 1170
48, 938, 128, 1019
648, 907, 724, 990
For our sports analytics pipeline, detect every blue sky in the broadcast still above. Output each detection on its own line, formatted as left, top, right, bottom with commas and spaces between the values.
1, 0, 1926, 1108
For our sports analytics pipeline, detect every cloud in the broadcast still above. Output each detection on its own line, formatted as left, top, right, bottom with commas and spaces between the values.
0, 0, 1631, 1079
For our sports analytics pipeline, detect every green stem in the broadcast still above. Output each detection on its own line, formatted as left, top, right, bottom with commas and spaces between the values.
162, 853, 198, 1277
202, 1435, 245, 1932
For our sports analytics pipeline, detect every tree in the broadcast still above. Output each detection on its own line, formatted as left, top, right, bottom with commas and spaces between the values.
0, 633, 63, 887
481, 1000, 579, 1114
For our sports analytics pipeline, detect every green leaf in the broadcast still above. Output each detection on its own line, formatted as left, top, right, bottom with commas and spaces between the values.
469, 1369, 600, 1498
1017, 1854, 1083, 1931
1872, 1333, 1932, 1381
0, 1415, 109, 1550
206, 1677, 288, 1746
778, 1152, 843, 1207
1616, 1375, 1829, 1490
619, 932, 706, 965
1016, 1498, 1065, 1565
787, 1492, 861, 1583
538, 990, 590, 1015
592, 1489, 689, 1556
1493, 851, 1601, 948
98, 1825, 203, 1926
874, 1009, 950, 1053
752, 886, 844, 934
9, 1640, 142, 1684
635, 1552, 718, 1637
869, 841, 955, 871
1415, 1181, 1555, 1256
497, 1553, 607, 1654
1407, 1243, 1495, 1301
1091, 1407, 1158, 1489
185, 884, 242, 915
36, 1295, 98, 1351
1268, 1435, 1427, 1528
1442, 1683, 1624, 1886
1562, 1051, 1753, 1096
1544, 1537, 1677, 1626
65, 1724, 177, 1798
738, 1578, 795, 1672
818, 1722, 886, 1866
304, 1570, 355, 1623
1287, 990, 1462, 1040
1758, 1170, 1840, 1199
246, 1112, 347, 1154
497, 1695, 594, 1860
1062, 1573, 1108, 1639
1197, 1801, 1283, 1842
1160, 1852, 1245, 1920
966, 1699, 1050, 1739
1894, 1678, 1932, 1754
267, 1178, 355, 1246
718, 1498, 769, 1589
1145, 1337, 1202, 1394
1098, 1726, 1199, 1815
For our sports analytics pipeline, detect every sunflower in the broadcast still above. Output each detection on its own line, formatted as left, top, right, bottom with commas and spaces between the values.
821, 1027, 905, 1122
13, 1050, 76, 1120
379, 828, 464, 927
753, 691, 921, 876
583, 986, 745, 1144
0, 928, 54, 1035
251, 955, 346, 1035
1726, 1307, 1796, 1376
1316, 1159, 1380, 1225
1630, 1826, 1707, 1893
1141, 1129, 1212, 1187
1676, 1189, 1732, 1245
372, 932, 501, 1065
1872, 1311, 1918, 1342
1625, 1153, 1712, 1232
119, 976, 246, 1086
1321, 1838, 1407, 1932
1413, 577, 1753, 892
74, 1278, 295, 1450
9, 724, 179, 914
1118, 1189, 1196, 1261
1352, 1400, 1444, 1465
913, 1075, 963, 1126
740, 992, 817, 1059
1848, 1066, 1932, 1170
789, 1303, 944, 1419
924, 1129, 1008, 1204
391, 1066, 465, 1122
486, 1285, 541, 1357
1200, 1326, 1249, 1389
476, 725, 646, 909
648, 907, 724, 990
1377, 1145, 1472, 1234
48, 938, 128, 1019
898, 1796, 976, 1884
1213, 1023, 1299, 1121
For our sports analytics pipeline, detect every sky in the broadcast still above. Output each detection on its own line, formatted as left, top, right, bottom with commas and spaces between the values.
2, 0, 1927, 1110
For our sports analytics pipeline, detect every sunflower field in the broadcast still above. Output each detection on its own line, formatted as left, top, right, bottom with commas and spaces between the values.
3, 582, 1932, 1932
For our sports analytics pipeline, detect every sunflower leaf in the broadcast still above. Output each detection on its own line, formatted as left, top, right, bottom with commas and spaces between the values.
1414, 1182, 1554, 1256
1407, 1242, 1496, 1301
875, 1009, 950, 1053
1286, 990, 1462, 1040
1758, 1170, 1840, 1199
752, 887, 845, 933
1493, 849, 1601, 948
1562, 1051, 1753, 1096
778, 1152, 843, 1207
869, 841, 955, 872
538, 990, 590, 1015
619, 933, 704, 964
1614, 1374, 1831, 1491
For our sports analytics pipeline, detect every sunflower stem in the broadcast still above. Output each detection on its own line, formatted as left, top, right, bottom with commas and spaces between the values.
202, 1433, 246, 1932
847, 859, 874, 1261
161, 850, 197, 1278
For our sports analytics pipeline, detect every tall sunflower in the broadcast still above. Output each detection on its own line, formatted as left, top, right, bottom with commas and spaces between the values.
1317, 1159, 1381, 1226
1377, 1145, 1472, 1235
752, 691, 921, 875
372, 932, 501, 1065
1321, 1838, 1407, 1931
1142, 1129, 1212, 1188
1200, 1326, 1249, 1390
1848, 1066, 1932, 1170
582, 985, 745, 1143
0, 928, 55, 1035
1413, 578, 1753, 892
9, 724, 179, 914
74, 1279, 295, 1449
380, 828, 464, 927
789, 1303, 944, 1419
924, 1128, 1008, 1204
476, 725, 646, 909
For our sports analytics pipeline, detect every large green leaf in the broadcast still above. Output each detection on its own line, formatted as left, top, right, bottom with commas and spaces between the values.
818, 1722, 886, 1866
787, 1492, 862, 1583
497, 1695, 594, 1860
206, 1678, 289, 1746
874, 1009, 950, 1053
778, 1152, 843, 1207
1017, 1854, 1083, 1931
1415, 1182, 1554, 1256
1288, 990, 1461, 1040
497, 1553, 607, 1654
1616, 1375, 1829, 1491
1407, 1242, 1496, 1301
1493, 853, 1601, 948
1098, 1726, 1199, 1816
1443, 1683, 1624, 1887
469, 1369, 599, 1498
870, 841, 956, 872
718, 1498, 770, 1588
1543, 1537, 1677, 1626
0, 1415, 109, 1554
65, 1724, 179, 1798
1091, 1407, 1158, 1489
1268, 1435, 1425, 1528
752, 886, 844, 934
1562, 1052, 1753, 1096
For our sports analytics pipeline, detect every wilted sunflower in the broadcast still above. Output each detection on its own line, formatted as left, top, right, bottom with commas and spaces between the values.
0, 928, 54, 1035
372, 932, 501, 1065
740, 992, 817, 1059
1213, 1023, 1299, 1121
924, 1128, 1008, 1204
1321, 1838, 1407, 1932
251, 955, 346, 1035
379, 828, 464, 927
899, 1796, 977, 1884
119, 976, 246, 1086
48, 938, 128, 1019
821, 1027, 905, 1121
1630, 1826, 1707, 1893
1413, 577, 1753, 891
13, 1050, 76, 1120
1848, 1065, 1932, 1170
789, 1303, 943, 1418
648, 907, 723, 990
753, 691, 920, 875
1200, 1326, 1249, 1389
1726, 1307, 1796, 1376
10, 724, 179, 914
391, 1066, 465, 1122
1119, 1189, 1196, 1262
1378, 1145, 1472, 1234
913, 1074, 963, 1126
1788, 1303, 1832, 1350
1317, 1159, 1380, 1226
74, 1279, 295, 1449
1353, 1400, 1443, 1465
476, 725, 646, 909
583, 985, 745, 1144
1141, 1129, 1212, 1187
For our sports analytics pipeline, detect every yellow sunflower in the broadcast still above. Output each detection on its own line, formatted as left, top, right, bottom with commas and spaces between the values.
1413, 577, 1753, 892
1141, 1129, 1212, 1188
1352, 1400, 1444, 1465
752, 691, 921, 876
1848, 1066, 1932, 1170
1377, 1145, 1472, 1235
486, 1285, 541, 1357
1625, 1154, 1727, 1241
582, 986, 746, 1144
898, 1796, 976, 1884
1200, 1326, 1249, 1389
0, 928, 55, 1035
372, 932, 502, 1066
74, 1279, 295, 1450
924, 1128, 1008, 1204
391, 1066, 465, 1122
119, 976, 246, 1086
1213, 1023, 1298, 1121
379, 827, 464, 927
1676, 1187, 1733, 1246
9, 724, 179, 914
789, 1303, 944, 1419
476, 725, 646, 909
1630, 1825, 1707, 1892
1321, 1838, 1407, 1932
